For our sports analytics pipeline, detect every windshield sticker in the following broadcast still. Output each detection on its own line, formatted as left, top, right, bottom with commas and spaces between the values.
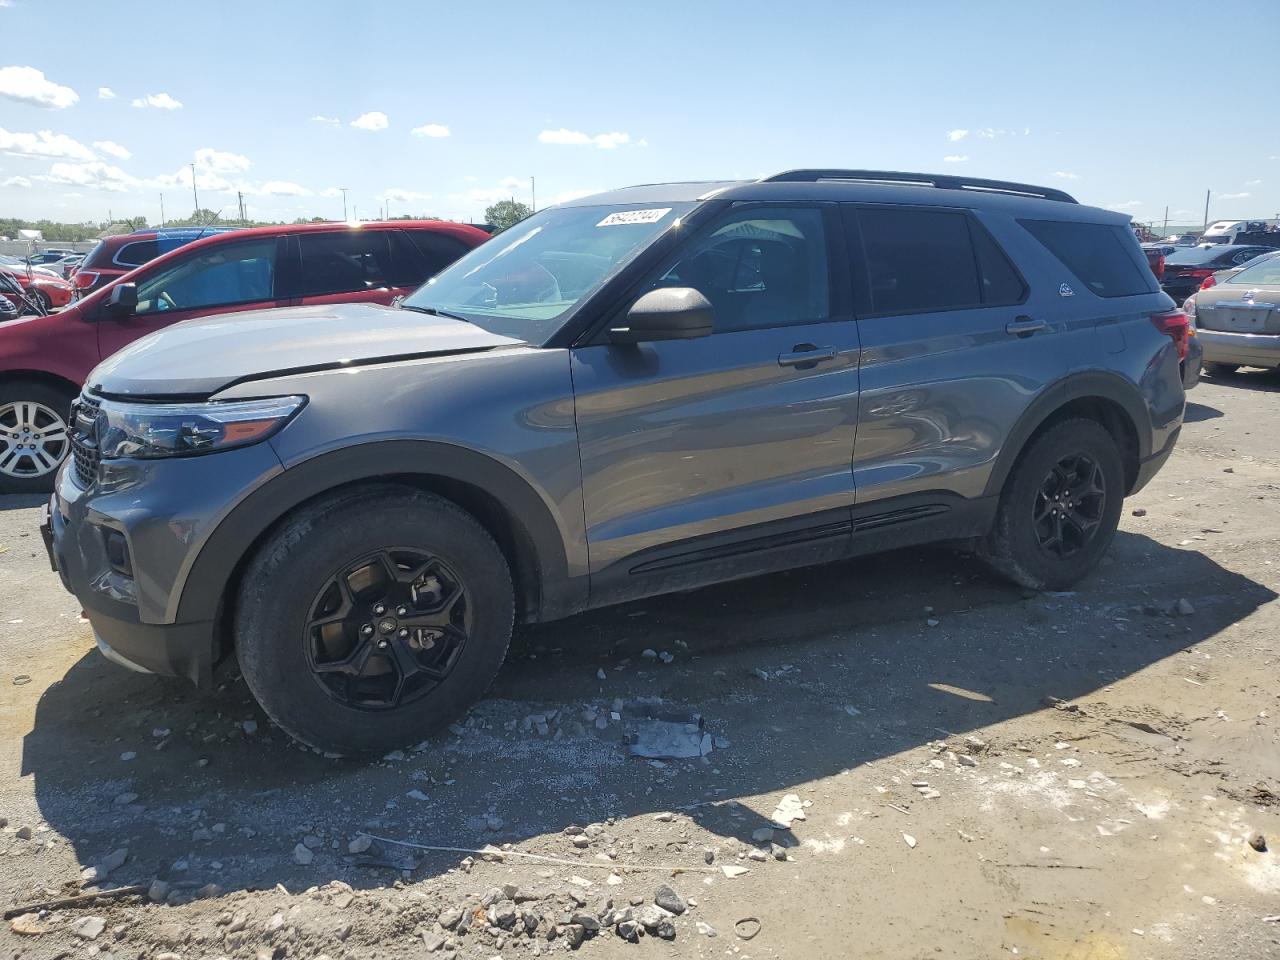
597, 208, 671, 227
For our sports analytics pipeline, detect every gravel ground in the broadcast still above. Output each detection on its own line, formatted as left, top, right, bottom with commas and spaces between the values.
1, 369, 1278, 959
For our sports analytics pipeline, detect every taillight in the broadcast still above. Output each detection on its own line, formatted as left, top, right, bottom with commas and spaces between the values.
1153, 254, 1165, 280
1186, 268, 1215, 280
73, 271, 98, 290
1151, 309, 1190, 360
1199, 274, 1217, 290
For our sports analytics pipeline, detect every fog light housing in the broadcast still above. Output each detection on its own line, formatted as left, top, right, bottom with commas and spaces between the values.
103, 530, 132, 577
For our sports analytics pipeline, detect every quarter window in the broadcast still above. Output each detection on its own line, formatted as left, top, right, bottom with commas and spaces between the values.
297, 231, 396, 296
651, 208, 830, 332
114, 240, 160, 268
1020, 219, 1152, 297
134, 238, 277, 315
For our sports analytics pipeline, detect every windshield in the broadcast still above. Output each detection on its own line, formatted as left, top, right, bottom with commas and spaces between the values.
1227, 254, 1280, 286
401, 201, 696, 343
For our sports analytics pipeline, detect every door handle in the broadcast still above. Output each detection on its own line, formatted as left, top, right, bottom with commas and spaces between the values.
1005, 316, 1047, 337
778, 344, 837, 368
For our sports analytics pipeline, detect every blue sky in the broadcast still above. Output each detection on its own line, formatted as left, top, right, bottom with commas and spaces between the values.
1, 0, 1277, 228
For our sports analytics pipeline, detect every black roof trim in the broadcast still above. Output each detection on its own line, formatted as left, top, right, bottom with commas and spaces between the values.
761, 169, 1077, 204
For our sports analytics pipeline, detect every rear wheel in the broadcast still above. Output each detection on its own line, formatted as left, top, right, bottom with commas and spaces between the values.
0, 382, 74, 494
27, 289, 51, 314
1203, 361, 1239, 377
981, 419, 1124, 591
235, 485, 514, 755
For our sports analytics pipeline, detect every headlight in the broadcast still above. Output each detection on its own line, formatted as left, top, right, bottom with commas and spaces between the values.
96, 396, 306, 459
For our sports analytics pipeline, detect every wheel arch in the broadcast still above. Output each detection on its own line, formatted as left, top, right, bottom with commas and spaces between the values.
176, 440, 586, 648
0, 369, 81, 400
984, 373, 1152, 499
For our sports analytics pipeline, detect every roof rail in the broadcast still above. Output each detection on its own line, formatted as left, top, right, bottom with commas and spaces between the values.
760, 169, 1077, 204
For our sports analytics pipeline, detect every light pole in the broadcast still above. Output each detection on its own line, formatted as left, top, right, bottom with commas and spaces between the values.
159, 193, 165, 228
190, 162, 200, 223
340, 187, 349, 221
531, 176, 536, 212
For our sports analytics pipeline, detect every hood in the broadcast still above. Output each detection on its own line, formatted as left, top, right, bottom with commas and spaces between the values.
88, 301, 524, 398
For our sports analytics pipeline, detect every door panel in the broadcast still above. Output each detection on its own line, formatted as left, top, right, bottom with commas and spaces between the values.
847, 205, 1065, 504
572, 324, 860, 572
572, 202, 860, 577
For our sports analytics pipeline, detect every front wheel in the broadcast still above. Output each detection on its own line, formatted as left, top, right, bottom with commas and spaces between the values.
235, 485, 514, 755
981, 419, 1124, 591
1203, 361, 1239, 377
0, 382, 74, 494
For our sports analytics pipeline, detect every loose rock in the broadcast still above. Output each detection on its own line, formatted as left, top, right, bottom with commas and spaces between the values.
71, 916, 106, 940
653, 883, 686, 915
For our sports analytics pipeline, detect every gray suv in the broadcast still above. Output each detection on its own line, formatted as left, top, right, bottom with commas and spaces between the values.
42, 170, 1188, 754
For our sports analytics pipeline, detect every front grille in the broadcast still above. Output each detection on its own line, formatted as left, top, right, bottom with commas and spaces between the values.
70, 394, 101, 488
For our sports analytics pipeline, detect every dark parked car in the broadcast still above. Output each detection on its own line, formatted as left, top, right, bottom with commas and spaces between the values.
0, 220, 489, 492
43, 170, 1188, 754
1161, 244, 1275, 303
72, 227, 239, 296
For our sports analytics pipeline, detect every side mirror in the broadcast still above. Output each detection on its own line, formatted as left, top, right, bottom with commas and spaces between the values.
609, 287, 714, 344
105, 282, 138, 316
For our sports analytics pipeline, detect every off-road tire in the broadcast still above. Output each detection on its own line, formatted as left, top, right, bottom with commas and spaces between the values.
980, 418, 1124, 591
235, 484, 514, 756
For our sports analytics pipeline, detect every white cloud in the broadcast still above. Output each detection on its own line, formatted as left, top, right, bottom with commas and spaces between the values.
943, 154, 968, 163
195, 147, 251, 174
946, 129, 968, 142
311, 115, 339, 126
151, 166, 233, 194
538, 128, 632, 149
131, 92, 183, 110
1052, 171, 1079, 180
0, 66, 78, 109
385, 187, 432, 202
350, 111, 389, 131
97, 86, 116, 100
410, 123, 450, 138
1107, 200, 1142, 211
498, 176, 526, 189
0, 126, 95, 161
1217, 192, 1250, 200
1245, 179, 1262, 186
39, 160, 137, 192
254, 180, 310, 197
320, 186, 343, 198
93, 139, 131, 160
1, 175, 31, 188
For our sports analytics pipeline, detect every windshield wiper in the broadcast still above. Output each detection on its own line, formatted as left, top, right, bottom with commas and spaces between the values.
399, 303, 472, 324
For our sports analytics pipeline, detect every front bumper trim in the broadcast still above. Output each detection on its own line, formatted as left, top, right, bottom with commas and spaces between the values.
95, 632, 155, 675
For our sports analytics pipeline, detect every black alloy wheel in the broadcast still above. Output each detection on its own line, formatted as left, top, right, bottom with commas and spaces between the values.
305, 548, 471, 710
1032, 453, 1106, 559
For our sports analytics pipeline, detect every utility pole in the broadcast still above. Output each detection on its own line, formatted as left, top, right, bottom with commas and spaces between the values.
1162, 205, 1168, 233
237, 191, 246, 224
531, 176, 536, 212
1202, 189, 1210, 235
159, 193, 165, 228
190, 163, 200, 224
340, 187, 349, 221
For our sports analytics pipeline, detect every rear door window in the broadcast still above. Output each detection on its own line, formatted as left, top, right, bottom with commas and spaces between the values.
298, 231, 396, 296
1020, 219, 1152, 297
858, 208, 979, 314
405, 230, 474, 278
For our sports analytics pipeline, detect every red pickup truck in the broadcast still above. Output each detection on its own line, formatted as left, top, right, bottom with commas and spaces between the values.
0, 220, 488, 493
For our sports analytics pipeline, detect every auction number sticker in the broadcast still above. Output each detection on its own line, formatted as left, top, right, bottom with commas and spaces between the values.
597, 208, 672, 227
